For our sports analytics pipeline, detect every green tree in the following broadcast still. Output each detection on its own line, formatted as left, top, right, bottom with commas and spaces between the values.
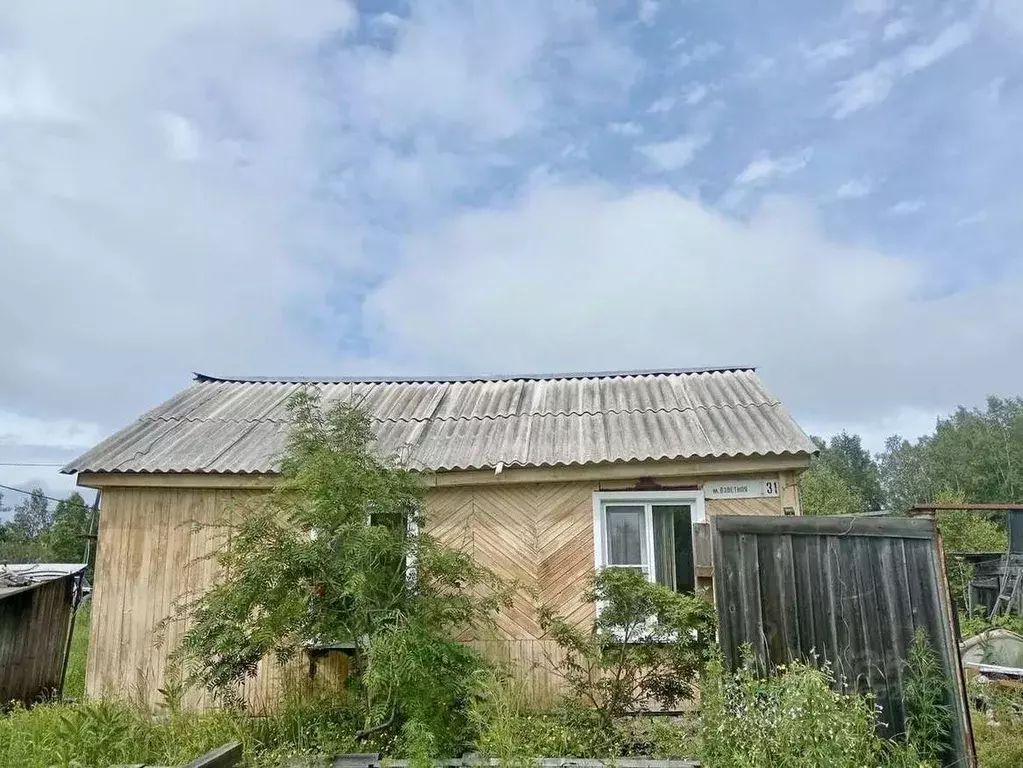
46, 492, 93, 567
799, 462, 865, 516
811, 432, 883, 511
878, 435, 935, 515
10, 488, 53, 540
173, 391, 510, 757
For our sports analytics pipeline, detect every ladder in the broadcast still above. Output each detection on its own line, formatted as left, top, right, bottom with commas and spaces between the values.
989, 566, 1023, 620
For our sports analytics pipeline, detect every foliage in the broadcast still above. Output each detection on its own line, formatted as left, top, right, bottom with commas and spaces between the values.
902, 629, 953, 764
799, 462, 865, 516
971, 684, 1023, 768
62, 603, 92, 702
812, 432, 884, 511
470, 671, 698, 761
930, 488, 1007, 609
699, 655, 928, 768
172, 390, 510, 758
0, 692, 360, 768
0, 490, 96, 574
958, 608, 1023, 639
537, 567, 715, 726
878, 435, 934, 516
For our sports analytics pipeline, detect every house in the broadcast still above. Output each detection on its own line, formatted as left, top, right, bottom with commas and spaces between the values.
63, 367, 816, 709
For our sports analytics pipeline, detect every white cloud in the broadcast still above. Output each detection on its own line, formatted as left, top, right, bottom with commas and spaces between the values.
0, 412, 102, 450
835, 178, 873, 198
883, 18, 913, 42
158, 112, 201, 162
852, 0, 889, 16
902, 20, 974, 74
638, 0, 659, 25
684, 83, 709, 105
831, 19, 975, 118
735, 149, 812, 186
609, 121, 643, 136
639, 135, 708, 171
648, 95, 675, 113
804, 38, 858, 66
0, 0, 639, 447
890, 199, 925, 214
364, 183, 1023, 425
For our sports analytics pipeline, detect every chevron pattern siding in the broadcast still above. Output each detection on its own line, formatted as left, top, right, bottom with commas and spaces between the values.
425, 481, 598, 699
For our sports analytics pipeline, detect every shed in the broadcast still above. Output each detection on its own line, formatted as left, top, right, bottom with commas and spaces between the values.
0, 564, 85, 706
64, 367, 816, 710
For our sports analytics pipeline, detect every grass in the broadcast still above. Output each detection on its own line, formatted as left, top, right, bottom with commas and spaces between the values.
62, 602, 90, 702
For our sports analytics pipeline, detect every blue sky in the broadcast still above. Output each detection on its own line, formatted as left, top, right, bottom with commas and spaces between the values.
2, 0, 1022, 508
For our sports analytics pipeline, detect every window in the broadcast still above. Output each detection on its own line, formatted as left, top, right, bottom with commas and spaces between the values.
593, 491, 705, 594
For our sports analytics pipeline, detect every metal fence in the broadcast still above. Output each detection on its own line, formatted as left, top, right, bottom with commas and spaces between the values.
712, 514, 974, 767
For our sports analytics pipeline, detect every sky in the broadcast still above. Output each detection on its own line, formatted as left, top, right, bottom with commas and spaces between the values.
2, 0, 1022, 512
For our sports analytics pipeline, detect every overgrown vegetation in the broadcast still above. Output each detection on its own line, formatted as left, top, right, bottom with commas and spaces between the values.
169, 390, 511, 759
0, 491, 96, 576
537, 567, 714, 725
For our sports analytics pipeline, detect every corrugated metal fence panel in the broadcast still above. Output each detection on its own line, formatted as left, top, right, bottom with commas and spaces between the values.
712, 515, 974, 768
0, 575, 76, 705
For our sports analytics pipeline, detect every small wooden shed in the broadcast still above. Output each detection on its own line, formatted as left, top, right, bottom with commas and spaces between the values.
0, 564, 85, 706
64, 367, 816, 709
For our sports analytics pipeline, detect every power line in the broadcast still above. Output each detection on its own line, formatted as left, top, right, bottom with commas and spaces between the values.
0, 462, 65, 467
0, 483, 85, 506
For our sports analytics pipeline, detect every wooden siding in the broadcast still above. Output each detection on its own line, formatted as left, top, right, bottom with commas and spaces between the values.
86, 468, 801, 709
0, 576, 77, 705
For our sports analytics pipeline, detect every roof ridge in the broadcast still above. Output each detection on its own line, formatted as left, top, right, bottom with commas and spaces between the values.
145, 400, 783, 426
192, 366, 757, 385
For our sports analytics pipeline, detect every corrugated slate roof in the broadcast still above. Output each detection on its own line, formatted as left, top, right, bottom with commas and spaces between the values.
63, 367, 815, 475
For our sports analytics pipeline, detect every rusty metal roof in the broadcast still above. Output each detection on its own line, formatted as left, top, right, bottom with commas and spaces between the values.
63, 367, 815, 475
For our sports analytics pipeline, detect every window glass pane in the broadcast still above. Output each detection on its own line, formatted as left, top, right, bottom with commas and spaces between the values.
605, 505, 645, 565
652, 507, 676, 590
652, 504, 694, 593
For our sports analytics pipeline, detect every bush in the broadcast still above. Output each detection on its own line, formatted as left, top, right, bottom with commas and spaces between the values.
537, 567, 715, 726
171, 392, 511, 758
699, 655, 928, 768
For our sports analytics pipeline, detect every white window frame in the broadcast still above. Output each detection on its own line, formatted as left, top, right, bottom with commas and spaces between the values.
592, 490, 706, 583
592, 490, 706, 642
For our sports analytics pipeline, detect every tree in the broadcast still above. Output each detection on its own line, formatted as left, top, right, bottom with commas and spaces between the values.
878, 435, 935, 515
811, 432, 883, 511
10, 489, 54, 540
799, 462, 864, 516
173, 391, 511, 757
46, 492, 93, 569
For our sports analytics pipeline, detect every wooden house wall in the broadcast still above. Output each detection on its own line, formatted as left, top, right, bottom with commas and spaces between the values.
0, 575, 77, 705
85, 469, 800, 709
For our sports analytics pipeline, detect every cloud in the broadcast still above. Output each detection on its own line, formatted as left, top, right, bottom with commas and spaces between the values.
639, 135, 708, 171
609, 121, 643, 136
835, 178, 873, 199
804, 38, 858, 67
684, 83, 709, 105
734, 149, 812, 186
648, 96, 675, 113
831, 19, 975, 117
889, 199, 925, 215
638, 0, 659, 25
883, 18, 913, 42
364, 182, 1023, 425
852, 0, 889, 16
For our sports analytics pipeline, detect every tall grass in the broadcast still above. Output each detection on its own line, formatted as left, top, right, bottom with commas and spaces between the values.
0, 689, 359, 768
62, 603, 91, 702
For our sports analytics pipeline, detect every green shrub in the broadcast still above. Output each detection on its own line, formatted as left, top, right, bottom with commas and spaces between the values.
902, 629, 953, 763
699, 655, 929, 768
537, 567, 715, 726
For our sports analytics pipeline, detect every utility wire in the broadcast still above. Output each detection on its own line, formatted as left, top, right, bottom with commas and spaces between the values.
0, 462, 65, 467
0, 482, 86, 506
